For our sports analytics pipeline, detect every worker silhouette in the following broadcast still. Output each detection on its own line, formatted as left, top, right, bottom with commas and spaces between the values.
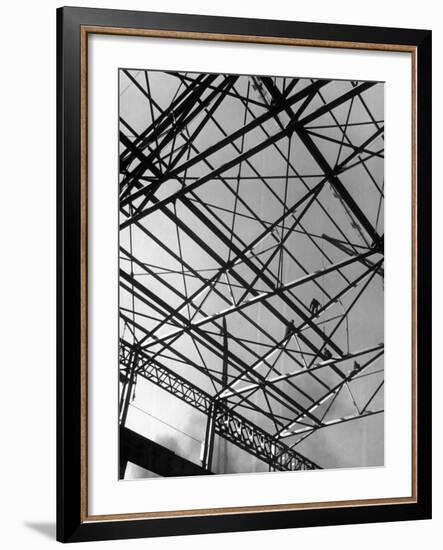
285, 319, 295, 338
310, 298, 321, 316
351, 360, 361, 374
322, 348, 332, 360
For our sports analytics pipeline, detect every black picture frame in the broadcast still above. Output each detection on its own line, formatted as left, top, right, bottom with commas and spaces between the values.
57, 6, 432, 543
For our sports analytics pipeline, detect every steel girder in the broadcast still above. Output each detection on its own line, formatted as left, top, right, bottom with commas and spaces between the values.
118, 70, 385, 474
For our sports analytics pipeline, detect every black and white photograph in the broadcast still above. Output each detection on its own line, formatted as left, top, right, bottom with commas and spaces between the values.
0, 0, 435, 546
118, 69, 385, 479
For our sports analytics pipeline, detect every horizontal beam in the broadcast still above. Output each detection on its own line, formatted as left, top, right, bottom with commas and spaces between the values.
120, 425, 211, 477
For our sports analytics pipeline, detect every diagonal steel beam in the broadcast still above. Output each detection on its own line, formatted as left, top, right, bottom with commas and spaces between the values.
261, 77, 382, 246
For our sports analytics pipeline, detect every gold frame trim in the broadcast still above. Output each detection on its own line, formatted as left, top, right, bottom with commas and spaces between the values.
79, 26, 418, 523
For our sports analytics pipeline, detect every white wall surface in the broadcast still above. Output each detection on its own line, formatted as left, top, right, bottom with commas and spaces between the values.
0, 0, 439, 547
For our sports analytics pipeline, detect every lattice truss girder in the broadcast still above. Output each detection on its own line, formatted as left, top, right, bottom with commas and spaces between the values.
119, 69, 384, 472
120, 340, 319, 470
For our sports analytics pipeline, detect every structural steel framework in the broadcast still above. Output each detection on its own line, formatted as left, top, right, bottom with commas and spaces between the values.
118, 69, 385, 476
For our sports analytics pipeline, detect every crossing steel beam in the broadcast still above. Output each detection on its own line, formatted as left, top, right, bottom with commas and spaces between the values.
118, 70, 385, 475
